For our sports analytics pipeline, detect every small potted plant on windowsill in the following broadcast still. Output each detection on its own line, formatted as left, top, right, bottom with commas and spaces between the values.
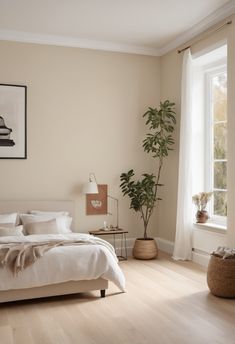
120, 100, 176, 259
192, 192, 213, 223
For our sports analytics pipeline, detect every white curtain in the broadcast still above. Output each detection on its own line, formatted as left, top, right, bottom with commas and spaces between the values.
173, 49, 194, 261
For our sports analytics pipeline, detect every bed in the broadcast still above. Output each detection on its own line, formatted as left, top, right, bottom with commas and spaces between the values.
0, 200, 125, 303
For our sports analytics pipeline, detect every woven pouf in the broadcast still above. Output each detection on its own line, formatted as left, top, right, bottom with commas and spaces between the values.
207, 255, 235, 298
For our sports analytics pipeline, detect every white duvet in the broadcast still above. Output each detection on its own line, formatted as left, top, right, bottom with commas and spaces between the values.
0, 233, 125, 292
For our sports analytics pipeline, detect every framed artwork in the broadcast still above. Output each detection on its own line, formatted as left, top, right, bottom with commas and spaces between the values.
0, 84, 27, 159
86, 184, 108, 215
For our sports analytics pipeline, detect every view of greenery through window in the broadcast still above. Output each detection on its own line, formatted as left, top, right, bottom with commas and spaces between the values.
212, 72, 227, 217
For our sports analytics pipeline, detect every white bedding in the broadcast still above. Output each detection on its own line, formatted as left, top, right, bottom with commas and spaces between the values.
0, 233, 125, 292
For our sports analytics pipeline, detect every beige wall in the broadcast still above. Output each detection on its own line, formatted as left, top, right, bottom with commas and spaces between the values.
159, 15, 235, 245
0, 41, 160, 237
1, 16, 234, 245
157, 51, 182, 242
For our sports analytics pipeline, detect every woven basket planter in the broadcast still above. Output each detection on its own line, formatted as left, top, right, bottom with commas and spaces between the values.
207, 255, 235, 298
132, 238, 158, 260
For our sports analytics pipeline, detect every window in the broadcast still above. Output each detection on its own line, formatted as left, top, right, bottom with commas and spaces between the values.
194, 44, 227, 227
206, 67, 227, 224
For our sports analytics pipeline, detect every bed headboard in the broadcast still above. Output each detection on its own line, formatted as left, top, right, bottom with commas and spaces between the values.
0, 200, 75, 229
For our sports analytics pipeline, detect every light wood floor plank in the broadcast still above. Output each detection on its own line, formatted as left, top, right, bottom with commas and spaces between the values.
0, 252, 234, 344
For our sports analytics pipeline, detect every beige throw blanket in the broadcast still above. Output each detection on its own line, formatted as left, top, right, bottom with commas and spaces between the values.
0, 240, 95, 276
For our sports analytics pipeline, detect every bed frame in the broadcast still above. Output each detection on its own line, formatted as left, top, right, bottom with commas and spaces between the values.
0, 200, 108, 303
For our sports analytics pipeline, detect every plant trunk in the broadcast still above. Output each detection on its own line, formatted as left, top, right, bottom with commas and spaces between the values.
146, 157, 163, 226
144, 222, 148, 239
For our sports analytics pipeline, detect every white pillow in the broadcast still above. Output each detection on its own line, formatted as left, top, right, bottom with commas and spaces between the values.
0, 213, 18, 225
29, 210, 73, 231
65, 216, 72, 231
20, 214, 72, 234
29, 211, 72, 229
24, 219, 60, 235
30, 210, 69, 216
0, 225, 24, 237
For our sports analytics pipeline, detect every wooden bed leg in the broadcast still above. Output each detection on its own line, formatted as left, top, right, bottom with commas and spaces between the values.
100, 289, 106, 298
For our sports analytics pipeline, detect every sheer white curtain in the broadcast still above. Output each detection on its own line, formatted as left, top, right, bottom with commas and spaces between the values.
173, 49, 194, 261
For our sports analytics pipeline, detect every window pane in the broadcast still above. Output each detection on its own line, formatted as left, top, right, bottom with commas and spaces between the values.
214, 191, 227, 216
212, 73, 227, 122
214, 122, 227, 159
214, 161, 227, 189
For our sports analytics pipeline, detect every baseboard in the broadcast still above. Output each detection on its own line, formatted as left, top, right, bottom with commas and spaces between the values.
105, 235, 210, 267
155, 237, 174, 255
192, 250, 210, 267
105, 237, 135, 257
156, 237, 211, 267
105, 236, 174, 257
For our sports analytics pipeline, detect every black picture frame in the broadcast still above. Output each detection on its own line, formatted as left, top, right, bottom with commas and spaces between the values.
0, 84, 27, 159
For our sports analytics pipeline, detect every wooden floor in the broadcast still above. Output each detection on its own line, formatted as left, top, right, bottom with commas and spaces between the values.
0, 252, 235, 344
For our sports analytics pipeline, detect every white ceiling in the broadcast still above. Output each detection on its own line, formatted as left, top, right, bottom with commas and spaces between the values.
0, 0, 234, 56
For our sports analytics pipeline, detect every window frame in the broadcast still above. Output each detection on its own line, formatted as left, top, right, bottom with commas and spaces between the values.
204, 63, 227, 226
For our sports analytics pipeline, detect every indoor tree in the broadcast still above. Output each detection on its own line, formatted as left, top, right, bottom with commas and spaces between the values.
120, 100, 176, 247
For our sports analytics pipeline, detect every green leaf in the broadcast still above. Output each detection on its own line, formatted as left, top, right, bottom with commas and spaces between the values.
119, 100, 176, 238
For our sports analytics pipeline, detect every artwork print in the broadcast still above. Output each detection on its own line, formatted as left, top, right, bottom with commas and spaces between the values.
86, 184, 108, 215
0, 84, 27, 159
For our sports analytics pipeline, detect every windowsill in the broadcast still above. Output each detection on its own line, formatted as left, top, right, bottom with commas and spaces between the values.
193, 222, 227, 234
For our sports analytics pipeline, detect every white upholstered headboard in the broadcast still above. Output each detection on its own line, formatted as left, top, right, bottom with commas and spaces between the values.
0, 200, 75, 230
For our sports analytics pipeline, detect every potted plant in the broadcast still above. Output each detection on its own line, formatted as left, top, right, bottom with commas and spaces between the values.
120, 100, 176, 259
192, 192, 213, 223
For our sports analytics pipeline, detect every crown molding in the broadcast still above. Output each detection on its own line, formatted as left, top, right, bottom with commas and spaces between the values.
159, 0, 235, 56
0, 1, 234, 57
0, 29, 160, 56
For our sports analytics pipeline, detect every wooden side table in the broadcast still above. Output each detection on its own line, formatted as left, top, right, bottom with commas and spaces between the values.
89, 229, 128, 260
